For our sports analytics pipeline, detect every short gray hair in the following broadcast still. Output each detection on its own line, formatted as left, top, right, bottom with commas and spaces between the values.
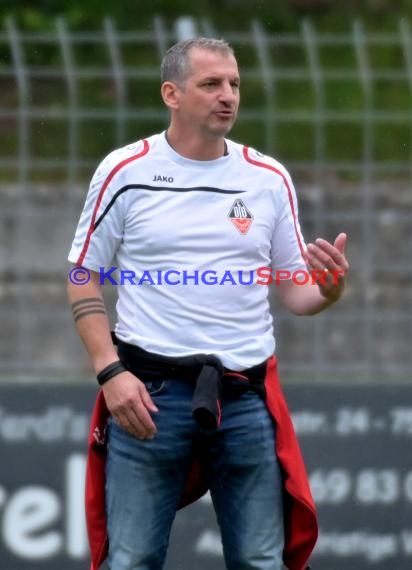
160, 37, 235, 85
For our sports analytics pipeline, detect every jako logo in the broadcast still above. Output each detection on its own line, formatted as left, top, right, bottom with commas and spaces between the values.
152, 175, 174, 183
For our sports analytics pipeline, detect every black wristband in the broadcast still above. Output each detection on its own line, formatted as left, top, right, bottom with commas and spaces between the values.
97, 360, 127, 385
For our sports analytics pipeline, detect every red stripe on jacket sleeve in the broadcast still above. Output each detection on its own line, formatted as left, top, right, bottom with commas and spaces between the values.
76, 140, 149, 265
242, 146, 305, 259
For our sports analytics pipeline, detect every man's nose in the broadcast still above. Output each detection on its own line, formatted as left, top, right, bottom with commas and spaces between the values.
218, 81, 238, 103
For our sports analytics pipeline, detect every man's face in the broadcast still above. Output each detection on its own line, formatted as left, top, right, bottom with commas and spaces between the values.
174, 48, 240, 138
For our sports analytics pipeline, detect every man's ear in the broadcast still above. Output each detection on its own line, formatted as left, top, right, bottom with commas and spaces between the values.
161, 81, 181, 110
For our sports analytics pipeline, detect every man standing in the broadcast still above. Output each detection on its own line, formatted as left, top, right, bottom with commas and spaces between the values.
68, 38, 348, 570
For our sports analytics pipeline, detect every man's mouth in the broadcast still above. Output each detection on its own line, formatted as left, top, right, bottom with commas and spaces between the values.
215, 110, 234, 118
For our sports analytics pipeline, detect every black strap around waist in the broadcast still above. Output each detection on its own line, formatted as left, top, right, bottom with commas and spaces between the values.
113, 335, 267, 431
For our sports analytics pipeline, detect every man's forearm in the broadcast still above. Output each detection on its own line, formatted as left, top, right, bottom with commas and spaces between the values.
279, 280, 338, 316
67, 272, 119, 373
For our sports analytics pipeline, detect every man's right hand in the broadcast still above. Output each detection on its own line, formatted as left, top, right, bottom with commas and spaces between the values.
102, 371, 159, 439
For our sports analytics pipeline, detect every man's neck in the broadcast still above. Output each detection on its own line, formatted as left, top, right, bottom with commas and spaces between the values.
165, 128, 228, 161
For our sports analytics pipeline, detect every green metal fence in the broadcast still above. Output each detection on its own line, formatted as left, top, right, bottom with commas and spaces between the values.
0, 16, 411, 380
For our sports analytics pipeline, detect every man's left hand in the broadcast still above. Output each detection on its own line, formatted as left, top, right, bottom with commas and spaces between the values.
304, 232, 349, 303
